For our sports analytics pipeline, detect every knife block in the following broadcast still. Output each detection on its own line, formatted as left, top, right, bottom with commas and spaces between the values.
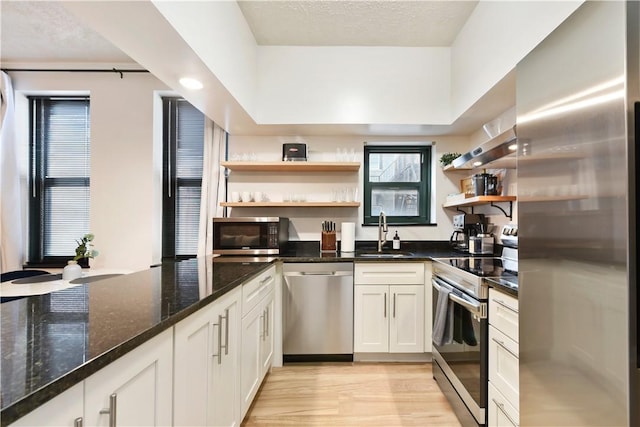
321, 231, 337, 252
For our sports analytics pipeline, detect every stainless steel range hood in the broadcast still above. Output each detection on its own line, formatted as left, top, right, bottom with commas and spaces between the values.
452, 125, 518, 169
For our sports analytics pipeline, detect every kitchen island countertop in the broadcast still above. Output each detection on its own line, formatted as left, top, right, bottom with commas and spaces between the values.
0, 257, 273, 426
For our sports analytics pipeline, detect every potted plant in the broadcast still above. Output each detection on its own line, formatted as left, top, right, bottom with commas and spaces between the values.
63, 233, 99, 280
439, 152, 461, 168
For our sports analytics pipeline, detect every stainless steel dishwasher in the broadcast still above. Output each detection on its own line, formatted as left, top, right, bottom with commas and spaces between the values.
283, 262, 354, 362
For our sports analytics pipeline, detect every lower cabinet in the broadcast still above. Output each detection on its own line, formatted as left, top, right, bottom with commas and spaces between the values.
9, 383, 84, 427
174, 286, 242, 427
240, 289, 274, 418
354, 284, 424, 353
487, 288, 519, 427
84, 328, 174, 427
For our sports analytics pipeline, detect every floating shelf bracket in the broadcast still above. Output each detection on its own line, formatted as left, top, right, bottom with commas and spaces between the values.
490, 201, 513, 219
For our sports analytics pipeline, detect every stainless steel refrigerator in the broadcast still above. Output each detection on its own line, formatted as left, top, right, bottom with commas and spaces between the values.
516, 1, 638, 426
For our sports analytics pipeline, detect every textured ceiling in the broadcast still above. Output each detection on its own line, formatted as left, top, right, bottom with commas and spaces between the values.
238, 1, 478, 47
0, 1, 133, 64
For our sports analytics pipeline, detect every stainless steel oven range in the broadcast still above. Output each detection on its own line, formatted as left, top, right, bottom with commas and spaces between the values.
431, 225, 518, 427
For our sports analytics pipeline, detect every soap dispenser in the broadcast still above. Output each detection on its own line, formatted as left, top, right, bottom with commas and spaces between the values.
393, 231, 401, 250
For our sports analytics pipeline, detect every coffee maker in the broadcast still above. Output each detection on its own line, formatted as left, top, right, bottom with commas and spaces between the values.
450, 213, 486, 252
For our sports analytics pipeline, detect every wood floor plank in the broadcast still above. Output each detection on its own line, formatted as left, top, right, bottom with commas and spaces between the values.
241, 363, 462, 427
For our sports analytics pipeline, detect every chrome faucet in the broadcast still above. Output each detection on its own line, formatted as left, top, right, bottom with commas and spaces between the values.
378, 211, 388, 252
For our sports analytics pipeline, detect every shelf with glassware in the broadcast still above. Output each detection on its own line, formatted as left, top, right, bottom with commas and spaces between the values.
220, 201, 360, 208
221, 160, 361, 208
220, 161, 360, 172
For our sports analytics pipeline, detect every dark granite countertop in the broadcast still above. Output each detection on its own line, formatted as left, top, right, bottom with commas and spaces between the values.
0, 239, 493, 425
278, 240, 480, 262
484, 277, 519, 298
0, 257, 274, 426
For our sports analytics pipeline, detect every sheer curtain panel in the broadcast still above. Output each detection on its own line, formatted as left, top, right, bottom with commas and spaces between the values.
197, 119, 226, 256
0, 71, 24, 272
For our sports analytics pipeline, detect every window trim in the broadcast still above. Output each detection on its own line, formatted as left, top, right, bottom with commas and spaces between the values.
363, 145, 432, 226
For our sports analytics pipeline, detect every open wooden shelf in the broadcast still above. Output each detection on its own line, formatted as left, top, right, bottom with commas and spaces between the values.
221, 161, 360, 172
442, 195, 516, 208
220, 201, 360, 208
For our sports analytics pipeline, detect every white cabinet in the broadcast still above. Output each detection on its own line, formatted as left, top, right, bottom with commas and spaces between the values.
354, 263, 425, 354
240, 266, 276, 419
9, 383, 84, 427
84, 327, 173, 427
174, 286, 242, 427
488, 288, 519, 427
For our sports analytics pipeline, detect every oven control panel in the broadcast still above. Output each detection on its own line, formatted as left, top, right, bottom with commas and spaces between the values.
500, 224, 518, 248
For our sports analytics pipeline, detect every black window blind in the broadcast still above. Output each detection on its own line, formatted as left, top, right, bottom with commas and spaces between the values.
29, 97, 91, 264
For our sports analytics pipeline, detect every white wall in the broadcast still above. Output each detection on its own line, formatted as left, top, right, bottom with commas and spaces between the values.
256, 47, 451, 125
10, 71, 169, 272
450, 0, 583, 119
227, 135, 472, 244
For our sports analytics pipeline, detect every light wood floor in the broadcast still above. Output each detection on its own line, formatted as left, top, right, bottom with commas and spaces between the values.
241, 363, 462, 427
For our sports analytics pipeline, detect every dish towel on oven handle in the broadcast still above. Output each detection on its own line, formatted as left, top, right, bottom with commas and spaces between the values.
433, 284, 454, 346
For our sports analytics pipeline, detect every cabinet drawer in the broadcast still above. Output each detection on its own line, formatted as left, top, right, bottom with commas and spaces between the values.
488, 382, 519, 427
354, 262, 424, 285
242, 266, 276, 316
489, 325, 519, 411
489, 288, 519, 342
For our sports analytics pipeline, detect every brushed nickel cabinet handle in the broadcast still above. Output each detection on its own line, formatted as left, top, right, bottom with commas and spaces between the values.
492, 398, 519, 426
493, 299, 519, 314
222, 309, 230, 355
74, 417, 83, 427
384, 293, 387, 318
212, 317, 222, 364
492, 337, 519, 359
393, 293, 396, 318
99, 393, 117, 427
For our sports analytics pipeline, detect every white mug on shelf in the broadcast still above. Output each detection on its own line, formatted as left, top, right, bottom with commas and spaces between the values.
241, 191, 252, 202
254, 191, 263, 202
231, 192, 240, 202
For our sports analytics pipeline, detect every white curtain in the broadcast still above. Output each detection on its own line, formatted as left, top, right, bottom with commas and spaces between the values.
197, 119, 226, 256
0, 71, 24, 273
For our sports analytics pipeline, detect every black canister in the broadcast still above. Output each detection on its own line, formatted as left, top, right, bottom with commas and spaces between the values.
473, 172, 498, 196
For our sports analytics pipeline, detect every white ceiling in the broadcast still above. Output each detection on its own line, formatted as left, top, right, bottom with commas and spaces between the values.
237, 1, 478, 47
1, 0, 510, 136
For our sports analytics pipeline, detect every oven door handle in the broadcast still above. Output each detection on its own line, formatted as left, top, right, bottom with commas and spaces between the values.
432, 277, 486, 318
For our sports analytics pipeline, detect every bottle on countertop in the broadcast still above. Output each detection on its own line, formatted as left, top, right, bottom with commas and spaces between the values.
393, 231, 400, 250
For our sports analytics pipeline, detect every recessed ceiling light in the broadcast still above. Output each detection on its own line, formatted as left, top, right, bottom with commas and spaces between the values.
473, 161, 483, 167
179, 77, 203, 90
508, 143, 518, 151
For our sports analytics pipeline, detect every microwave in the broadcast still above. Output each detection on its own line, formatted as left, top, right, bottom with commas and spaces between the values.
212, 217, 289, 255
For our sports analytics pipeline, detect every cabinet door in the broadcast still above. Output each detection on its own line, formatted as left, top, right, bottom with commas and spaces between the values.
240, 301, 263, 419
354, 285, 389, 352
488, 382, 519, 427
84, 328, 173, 427
173, 305, 216, 426
488, 325, 519, 412
389, 285, 424, 353
9, 383, 84, 427
211, 289, 242, 427
259, 292, 275, 377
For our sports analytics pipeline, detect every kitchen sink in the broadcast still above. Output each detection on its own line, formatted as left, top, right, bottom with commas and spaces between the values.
357, 251, 414, 258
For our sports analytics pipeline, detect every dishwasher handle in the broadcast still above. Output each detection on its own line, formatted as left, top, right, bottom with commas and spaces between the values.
284, 271, 353, 277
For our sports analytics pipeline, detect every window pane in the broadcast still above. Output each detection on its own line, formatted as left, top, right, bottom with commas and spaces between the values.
370, 188, 419, 217
44, 185, 91, 256
368, 153, 421, 183
175, 185, 201, 255
45, 100, 90, 178
175, 101, 204, 179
